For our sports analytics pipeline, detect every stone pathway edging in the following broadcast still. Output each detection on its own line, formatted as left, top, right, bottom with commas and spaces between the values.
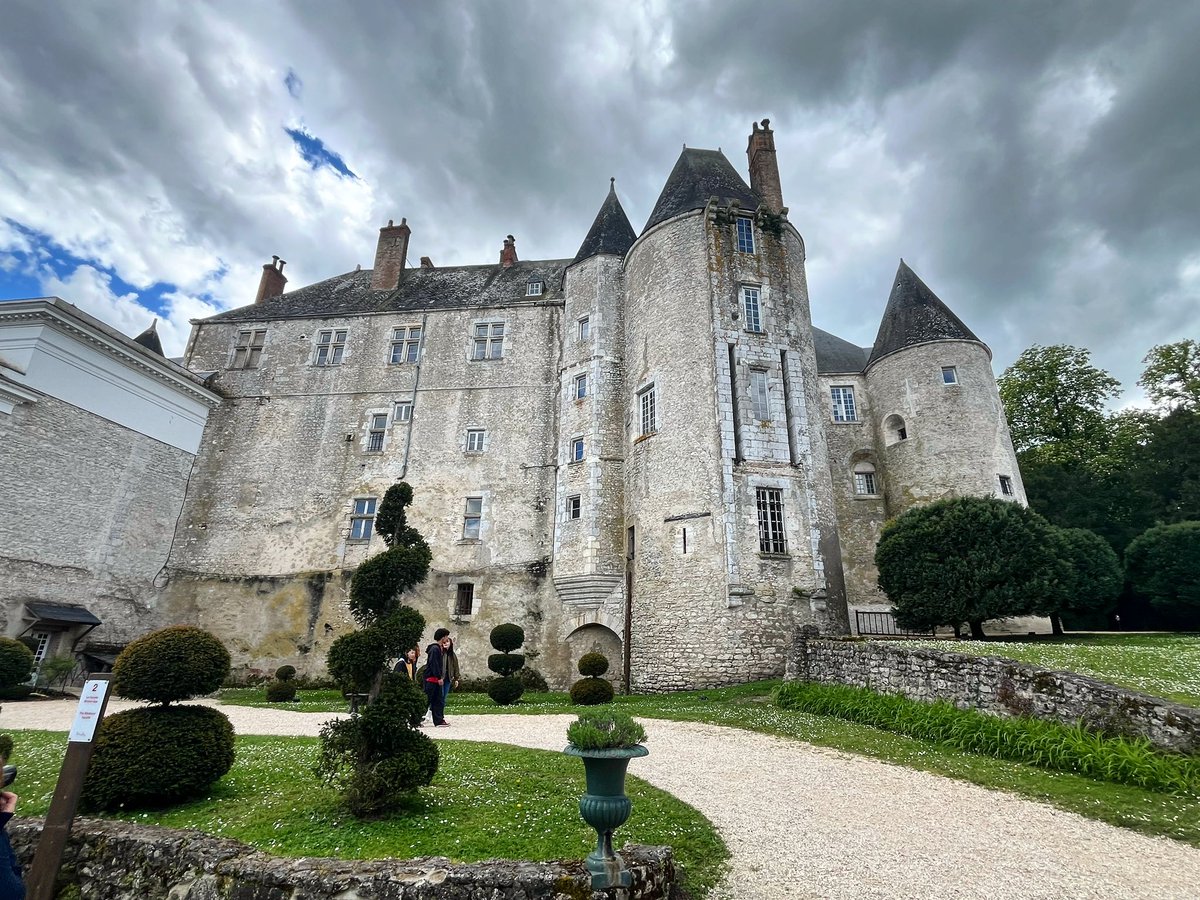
3, 699, 1199, 899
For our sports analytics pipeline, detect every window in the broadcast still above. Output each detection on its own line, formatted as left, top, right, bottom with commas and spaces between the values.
831, 386, 857, 422
885, 414, 908, 444
999, 474, 1014, 496
526, 278, 544, 297
853, 462, 877, 495
463, 497, 483, 539
314, 329, 348, 366
574, 373, 588, 400
394, 401, 412, 422
349, 497, 376, 541
367, 414, 388, 452
942, 366, 958, 385
231, 329, 266, 369
742, 286, 763, 333
571, 437, 585, 462
466, 429, 486, 453
578, 317, 590, 341
755, 487, 787, 554
638, 384, 656, 437
736, 216, 755, 253
472, 322, 505, 360
454, 583, 475, 616
389, 325, 422, 364
567, 494, 581, 520
750, 370, 771, 421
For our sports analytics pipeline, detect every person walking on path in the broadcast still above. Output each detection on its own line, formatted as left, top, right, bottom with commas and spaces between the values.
423, 628, 452, 727
442, 637, 461, 706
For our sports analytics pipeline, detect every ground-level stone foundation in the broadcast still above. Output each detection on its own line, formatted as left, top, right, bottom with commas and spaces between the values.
10, 818, 677, 900
787, 638, 1200, 755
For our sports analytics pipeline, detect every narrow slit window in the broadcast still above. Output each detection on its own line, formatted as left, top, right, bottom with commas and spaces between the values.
571, 437, 585, 462
574, 373, 588, 400
638, 384, 656, 437
567, 495, 581, 520
578, 317, 590, 341
755, 487, 787, 554
463, 497, 483, 539
750, 370, 771, 421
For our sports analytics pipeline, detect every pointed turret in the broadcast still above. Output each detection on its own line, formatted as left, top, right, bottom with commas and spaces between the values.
868, 261, 984, 367
133, 318, 164, 356
643, 148, 760, 233
573, 178, 637, 264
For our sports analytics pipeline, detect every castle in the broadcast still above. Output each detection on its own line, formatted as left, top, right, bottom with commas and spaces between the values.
0, 120, 1025, 690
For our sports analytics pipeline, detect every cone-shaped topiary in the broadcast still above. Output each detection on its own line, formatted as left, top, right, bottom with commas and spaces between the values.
112, 626, 231, 704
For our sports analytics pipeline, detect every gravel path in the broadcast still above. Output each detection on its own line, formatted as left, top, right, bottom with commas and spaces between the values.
4, 699, 1200, 899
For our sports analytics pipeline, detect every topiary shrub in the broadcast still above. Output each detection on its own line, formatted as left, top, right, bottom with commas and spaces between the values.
327, 628, 388, 695
112, 626, 231, 703
518, 667, 549, 692
486, 624, 526, 705
274, 665, 297, 682
487, 675, 524, 706
577, 652, 610, 678
489, 624, 525, 654
487, 653, 526, 677
82, 705, 235, 810
265, 680, 297, 703
570, 677, 615, 706
0, 638, 35, 690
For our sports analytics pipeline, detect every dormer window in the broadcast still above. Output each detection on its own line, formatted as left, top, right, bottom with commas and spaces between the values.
526, 278, 544, 297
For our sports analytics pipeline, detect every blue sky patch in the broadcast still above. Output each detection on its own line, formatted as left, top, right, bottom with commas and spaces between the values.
285, 127, 356, 179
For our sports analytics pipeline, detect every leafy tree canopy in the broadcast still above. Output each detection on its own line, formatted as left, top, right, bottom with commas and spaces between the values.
1125, 521, 1200, 623
1036, 527, 1123, 632
1139, 339, 1200, 411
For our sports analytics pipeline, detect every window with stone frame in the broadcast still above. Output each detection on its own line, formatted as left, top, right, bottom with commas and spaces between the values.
638, 384, 657, 437
736, 216, 755, 253
574, 372, 588, 400
314, 329, 348, 366
578, 316, 590, 341
472, 322, 505, 360
999, 474, 1014, 496
366, 414, 388, 452
853, 461, 878, 495
349, 497, 377, 541
570, 436, 585, 462
463, 496, 483, 539
942, 365, 959, 385
750, 370, 771, 421
567, 494, 582, 520
230, 329, 266, 369
465, 428, 486, 453
755, 487, 787, 554
830, 386, 857, 422
389, 325, 422, 364
742, 286, 763, 333
454, 583, 475, 616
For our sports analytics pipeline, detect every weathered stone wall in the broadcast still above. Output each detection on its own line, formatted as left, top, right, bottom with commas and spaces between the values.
9, 818, 677, 900
788, 639, 1200, 754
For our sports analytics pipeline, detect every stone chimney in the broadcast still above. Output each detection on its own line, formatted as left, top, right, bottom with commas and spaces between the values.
254, 256, 288, 304
747, 118, 784, 214
371, 218, 411, 291
500, 235, 518, 268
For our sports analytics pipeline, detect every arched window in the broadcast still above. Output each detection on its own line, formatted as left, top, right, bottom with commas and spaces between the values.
884, 414, 908, 446
853, 461, 878, 495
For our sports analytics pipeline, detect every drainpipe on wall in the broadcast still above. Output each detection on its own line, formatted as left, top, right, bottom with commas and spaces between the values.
399, 312, 428, 480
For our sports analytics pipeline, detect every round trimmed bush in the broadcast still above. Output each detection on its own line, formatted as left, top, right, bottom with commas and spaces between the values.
265, 680, 297, 703
487, 653, 526, 677
577, 652, 610, 678
570, 677, 615, 706
489, 623, 525, 653
274, 665, 297, 682
112, 626, 230, 704
82, 705, 235, 811
327, 628, 387, 694
0, 638, 35, 689
519, 667, 549, 692
487, 675, 524, 705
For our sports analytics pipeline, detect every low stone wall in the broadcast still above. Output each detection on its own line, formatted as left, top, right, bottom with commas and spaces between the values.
786, 638, 1200, 755
10, 818, 677, 900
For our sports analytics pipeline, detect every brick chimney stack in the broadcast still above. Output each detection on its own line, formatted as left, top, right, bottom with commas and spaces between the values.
254, 256, 288, 304
500, 235, 518, 268
747, 118, 784, 214
371, 218, 411, 291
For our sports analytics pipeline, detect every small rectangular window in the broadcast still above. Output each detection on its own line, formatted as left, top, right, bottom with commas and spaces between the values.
755, 487, 786, 554
750, 370, 771, 421
454, 583, 475, 616
638, 384, 657, 437
466, 429, 486, 453
231, 329, 266, 369
578, 317, 590, 341
831, 386, 858, 422
571, 437, 585, 462
942, 366, 958, 385
463, 497, 483, 539
567, 494, 581, 520
526, 280, 544, 296
394, 401, 412, 422
472, 322, 505, 360
999, 475, 1014, 496
349, 497, 377, 541
736, 216, 755, 253
315, 329, 348, 366
574, 373, 588, 400
389, 326, 422, 364
854, 471, 877, 495
742, 286, 763, 333
367, 414, 388, 453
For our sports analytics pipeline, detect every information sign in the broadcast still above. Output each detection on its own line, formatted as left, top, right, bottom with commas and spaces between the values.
68, 679, 111, 743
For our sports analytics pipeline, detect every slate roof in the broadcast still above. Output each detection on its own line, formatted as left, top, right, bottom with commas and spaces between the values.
643, 148, 761, 233
813, 327, 871, 375
133, 319, 164, 356
206, 259, 572, 324
25, 601, 103, 626
867, 261, 984, 367
573, 180, 637, 264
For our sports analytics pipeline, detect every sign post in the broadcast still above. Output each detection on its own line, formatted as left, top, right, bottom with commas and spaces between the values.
26, 674, 112, 900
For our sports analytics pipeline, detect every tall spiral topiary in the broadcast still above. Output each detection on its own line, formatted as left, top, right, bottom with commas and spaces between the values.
487, 623, 526, 705
83, 626, 234, 811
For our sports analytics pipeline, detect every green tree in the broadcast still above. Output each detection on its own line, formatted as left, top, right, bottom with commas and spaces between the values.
1125, 522, 1200, 626
1037, 527, 1123, 634
1139, 340, 1200, 411
1129, 408, 1200, 525
876, 496, 1062, 638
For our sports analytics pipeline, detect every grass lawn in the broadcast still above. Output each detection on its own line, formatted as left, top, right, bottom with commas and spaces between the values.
8, 731, 727, 898
884, 633, 1200, 707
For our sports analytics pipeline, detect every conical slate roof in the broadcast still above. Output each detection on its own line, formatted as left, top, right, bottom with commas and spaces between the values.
133, 319, 164, 356
868, 261, 984, 367
643, 148, 760, 233
573, 179, 637, 264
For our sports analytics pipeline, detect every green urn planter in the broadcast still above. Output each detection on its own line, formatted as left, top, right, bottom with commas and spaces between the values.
563, 744, 649, 890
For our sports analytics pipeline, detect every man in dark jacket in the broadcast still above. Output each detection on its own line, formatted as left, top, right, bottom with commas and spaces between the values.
423, 628, 452, 727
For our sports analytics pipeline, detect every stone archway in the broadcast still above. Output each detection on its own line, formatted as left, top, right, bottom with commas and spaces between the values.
564, 623, 622, 685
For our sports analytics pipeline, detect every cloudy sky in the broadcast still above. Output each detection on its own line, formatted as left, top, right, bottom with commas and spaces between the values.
1, 1, 1197, 402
